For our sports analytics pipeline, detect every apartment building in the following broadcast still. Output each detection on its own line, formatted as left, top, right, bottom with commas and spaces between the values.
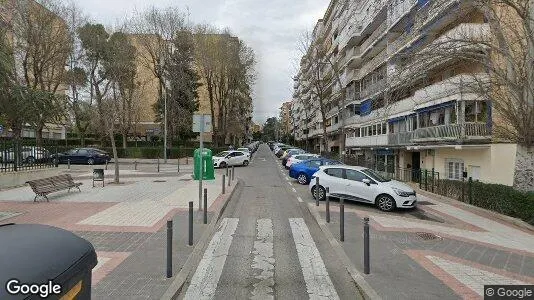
279, 101, 292, 136
292, 0, 521, 186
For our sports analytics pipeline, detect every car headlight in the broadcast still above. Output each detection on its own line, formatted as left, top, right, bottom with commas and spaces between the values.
392, 187, 413, 197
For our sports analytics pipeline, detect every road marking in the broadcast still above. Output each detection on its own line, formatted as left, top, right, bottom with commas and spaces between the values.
292, 187, 297, 193
289, 218, 340, 300
288, 182, 293, 186
297, 196, 303, 203
285, 177, 289, 181
250, 219, 275, 300
184, 218, 239, 299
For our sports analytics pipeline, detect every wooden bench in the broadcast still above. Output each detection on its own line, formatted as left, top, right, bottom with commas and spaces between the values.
26, 174, 83, 202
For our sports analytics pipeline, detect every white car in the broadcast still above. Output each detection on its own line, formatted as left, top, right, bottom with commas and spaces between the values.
309, 165, 417, 212
213, 150, 250, 168
237, 148, 251, 156
0, 146, 51, 164
286, 154, 320, 169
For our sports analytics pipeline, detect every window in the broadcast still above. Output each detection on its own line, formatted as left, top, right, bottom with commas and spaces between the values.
234, 152, 244, 157
67, 149, 78, 155
469, 165, 481, 180
446, 159, 465, 180
382, 123, 387, 134
372, 125, 377, 136
325, 168, 344, 178
324, 160, 341, 165
77, 149, 89, 156
377, 124, 382, 135
307, 160, 322, 167
346, 169, 368, 182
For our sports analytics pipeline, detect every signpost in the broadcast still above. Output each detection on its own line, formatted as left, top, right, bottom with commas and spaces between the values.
193, 114, 212, 210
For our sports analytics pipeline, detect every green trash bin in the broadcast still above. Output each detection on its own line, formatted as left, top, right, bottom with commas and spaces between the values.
193, 148, 215, 180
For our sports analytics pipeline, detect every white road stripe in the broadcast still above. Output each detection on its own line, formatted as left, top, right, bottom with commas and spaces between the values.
292, 187, 297, 193
250, 219, 275, 300
288, 182, 293, 186
184, 218, 239, 300
297, 197, 303, 203
289, 218, 340, 300
285, 177, 289, 181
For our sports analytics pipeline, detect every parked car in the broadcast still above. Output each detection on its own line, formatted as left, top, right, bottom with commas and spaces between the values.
275, 145, 293, 157
309, 165, 417, 212
213, 150, 250, 168
237, 147, 251, 156
281, 149, 306, 166
0, 146, 51, 164
51, 148, 110, 165
288, 158, 343, 185
286, 154, 320, 169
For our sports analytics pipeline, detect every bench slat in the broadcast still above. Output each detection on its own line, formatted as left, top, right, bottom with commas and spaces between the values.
27, 174, 83, 201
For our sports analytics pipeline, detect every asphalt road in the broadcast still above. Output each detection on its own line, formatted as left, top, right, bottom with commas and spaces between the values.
179, 144, 363, 300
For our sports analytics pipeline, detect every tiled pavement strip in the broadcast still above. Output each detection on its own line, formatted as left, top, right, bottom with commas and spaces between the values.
0, 166, 237, 299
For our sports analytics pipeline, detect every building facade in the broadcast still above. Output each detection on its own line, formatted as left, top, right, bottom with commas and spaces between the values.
291, 0, 521, 186
279, 101, 292, 137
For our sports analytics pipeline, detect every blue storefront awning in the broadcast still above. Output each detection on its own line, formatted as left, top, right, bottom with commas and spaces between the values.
415, 101, 455, 114
388, 113, 416, 124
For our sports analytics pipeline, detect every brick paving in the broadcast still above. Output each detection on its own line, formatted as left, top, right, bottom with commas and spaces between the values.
0, 167, 236, 299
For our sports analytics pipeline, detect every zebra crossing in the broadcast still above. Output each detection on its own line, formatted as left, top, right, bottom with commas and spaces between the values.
183, 217, 339, 300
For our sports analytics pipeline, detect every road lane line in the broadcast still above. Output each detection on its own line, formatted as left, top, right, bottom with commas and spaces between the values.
289, 218, 340, 300
250, 219, 275, 300
292, 187, 297, 193
297, 196, 303, 203
288, 182, 293, 186
184, 218, 239, 299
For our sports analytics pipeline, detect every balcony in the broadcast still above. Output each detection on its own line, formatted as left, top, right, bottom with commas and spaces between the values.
326, 122, 340, 133
360, 79, 386, 99
345, 46, 362, 68
387, 0, 417, 28
346, 135, 388, 148
360, 21, 387, 54
359, 48, 388, 79
387, 122, 491, 145
412, 73, 489, 105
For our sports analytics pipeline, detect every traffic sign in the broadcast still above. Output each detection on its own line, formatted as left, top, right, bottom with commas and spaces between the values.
193, 114, 212, 133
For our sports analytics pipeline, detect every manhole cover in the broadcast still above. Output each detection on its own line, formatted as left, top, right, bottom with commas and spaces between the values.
153, 180, 167, 183
416, 232, 442, 241
418, 201, 436, 205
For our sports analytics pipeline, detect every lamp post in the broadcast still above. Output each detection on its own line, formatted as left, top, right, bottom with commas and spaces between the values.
164, 81, 168, 164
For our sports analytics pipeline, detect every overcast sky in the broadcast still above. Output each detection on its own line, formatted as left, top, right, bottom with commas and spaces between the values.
71, 0, 329, 125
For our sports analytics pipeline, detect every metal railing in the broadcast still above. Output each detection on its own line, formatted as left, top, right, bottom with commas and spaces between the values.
0, 138, 62, 173
360, 21, 387, 52
387, 123, 491, 145
360, 79, 386, 99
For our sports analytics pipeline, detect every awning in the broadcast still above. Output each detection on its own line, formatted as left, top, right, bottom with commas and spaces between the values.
388, 113, 416, 124
360, 99, 372, 116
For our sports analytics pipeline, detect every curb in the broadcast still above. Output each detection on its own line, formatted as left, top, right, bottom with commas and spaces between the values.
414, 187, 534, 232
303, 202, 382, 300
160, 179, 242, 300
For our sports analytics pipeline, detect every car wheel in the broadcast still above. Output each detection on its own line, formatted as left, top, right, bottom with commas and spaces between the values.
243, 160, 249, 166
376, 194, 396, 212
87, 158, 94, 165
311, 185, 326, 201
26, 156, 36, 165
297, 173, 308, 185
219, 161, 227, 168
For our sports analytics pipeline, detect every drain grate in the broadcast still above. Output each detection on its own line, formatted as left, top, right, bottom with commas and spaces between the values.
417, 201, 436, 205
153, 180, 167, 183
416, 232, 442, 241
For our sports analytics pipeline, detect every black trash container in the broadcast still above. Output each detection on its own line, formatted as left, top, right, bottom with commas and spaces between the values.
0, 223, 97, 300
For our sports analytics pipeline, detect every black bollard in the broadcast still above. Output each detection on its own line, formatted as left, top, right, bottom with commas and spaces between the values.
157, 157, 160, 173
105, 160, 108, 170
326, 187, 330, 223
364, 217, 370, 274
203, 188, 208, 224
222, 175, 226, 194
134, 160, 138, 170
166, 220, 172, 278
226, 164, 229, 176
232, 166, 235, 181
340, 198, 345, 242
68, 159, 70, 170
188, 201, 193, 246
315, 177, 320, 206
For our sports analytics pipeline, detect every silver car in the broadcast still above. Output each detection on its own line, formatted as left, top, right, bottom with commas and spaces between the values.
0, 146, 51, 164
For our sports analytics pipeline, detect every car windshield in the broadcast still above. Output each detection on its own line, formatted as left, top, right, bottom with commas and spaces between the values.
360, 169, 391, 182
215, 151, 230, 157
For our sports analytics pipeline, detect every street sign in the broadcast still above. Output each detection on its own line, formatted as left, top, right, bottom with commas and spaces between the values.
193, 114, 212, 133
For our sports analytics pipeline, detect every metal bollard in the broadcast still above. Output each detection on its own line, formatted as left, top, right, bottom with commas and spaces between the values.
177, 158, 180, 173
326, 187, 330, 223
364, 217, 370, 274
222, 175, 226, 194
186, 156, 189, 165
188, 201, 193, 246
226, 164, 229, 176
228, 171, 231, 187
340, 198, 345, 242
68, 159, 70, 170
315, 177, 320, 206
157, 157, 160, 173
232, 166, 235, 181
203, 188, 208, 224
166, 220, 173, 278
134, 160, 138, 170
105, 160, 108, 170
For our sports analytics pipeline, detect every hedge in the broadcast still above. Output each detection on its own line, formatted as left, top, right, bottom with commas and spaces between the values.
434, 179, 534, 225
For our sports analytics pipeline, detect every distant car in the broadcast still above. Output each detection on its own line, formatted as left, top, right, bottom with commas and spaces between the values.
288, 158, 343, 185
286, 154, 320, 169
213, 150, 249, 168
237, 148, 251, 156
51, 148, 110, 165
281, 149, 306, 166
275, 146, 292, 157
309, 165, 417, 212
0, 146, 51, 164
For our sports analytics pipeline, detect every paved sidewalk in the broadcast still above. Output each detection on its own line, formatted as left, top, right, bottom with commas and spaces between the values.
0, 168, 238, 299
308, 193, 534, 299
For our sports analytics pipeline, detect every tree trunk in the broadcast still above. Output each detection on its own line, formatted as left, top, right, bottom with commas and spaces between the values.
122, 133, 127, 149
36, 124, 44, 147
109, 128, 119, 184
513, 145, 534, 192
80, 132, 85, 147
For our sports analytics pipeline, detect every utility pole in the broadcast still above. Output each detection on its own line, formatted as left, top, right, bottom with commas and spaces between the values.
164, 81, 168, 163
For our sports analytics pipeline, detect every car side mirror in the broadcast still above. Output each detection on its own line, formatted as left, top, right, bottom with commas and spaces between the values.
226, 155, 231, 159
362, 179, 371, 186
